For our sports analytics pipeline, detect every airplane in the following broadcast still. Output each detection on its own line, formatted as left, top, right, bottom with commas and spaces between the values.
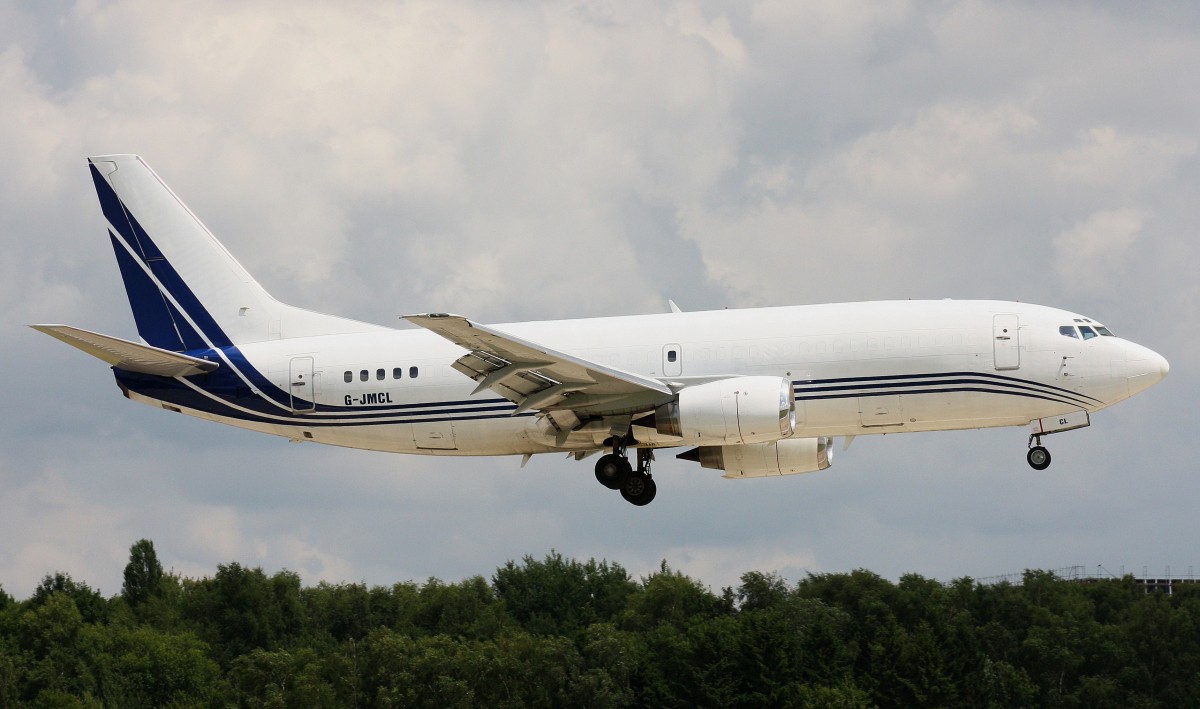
33, 155, 1169, 506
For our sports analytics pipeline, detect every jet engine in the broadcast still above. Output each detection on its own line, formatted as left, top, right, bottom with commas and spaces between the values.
655, 376, 795, 446
679, 436, 834, 478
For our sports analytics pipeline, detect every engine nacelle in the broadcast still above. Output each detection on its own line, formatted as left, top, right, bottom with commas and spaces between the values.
690, 437, 833, 478
656, 376, 795, 445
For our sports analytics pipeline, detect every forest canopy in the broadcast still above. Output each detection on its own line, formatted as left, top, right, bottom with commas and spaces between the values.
0, 540, 1196, 708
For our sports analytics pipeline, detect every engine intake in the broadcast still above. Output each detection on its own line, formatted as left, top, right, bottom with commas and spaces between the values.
656, 376, 795, 445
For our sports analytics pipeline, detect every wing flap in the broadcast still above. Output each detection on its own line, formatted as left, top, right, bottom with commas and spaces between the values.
31, 324, 219, 377
404, 313, 672, 416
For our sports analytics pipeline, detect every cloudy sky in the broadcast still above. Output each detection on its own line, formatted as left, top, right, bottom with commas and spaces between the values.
2, 0, 1196, 599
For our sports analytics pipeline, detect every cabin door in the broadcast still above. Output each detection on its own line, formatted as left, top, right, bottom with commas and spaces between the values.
993, 314, 1020, 371
289, 357, 316, 412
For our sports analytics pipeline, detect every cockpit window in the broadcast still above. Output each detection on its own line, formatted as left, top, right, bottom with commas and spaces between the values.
1059, 325, 1079, 339
1096, 326, 1115, 336
1079, 325, 1098, 340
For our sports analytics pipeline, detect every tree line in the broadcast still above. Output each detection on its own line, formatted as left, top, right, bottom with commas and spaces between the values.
0, 540, 1196, 708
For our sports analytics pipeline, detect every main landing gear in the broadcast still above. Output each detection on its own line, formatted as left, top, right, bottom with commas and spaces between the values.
594, 438, 656, 506
1027, 434, 1052, 471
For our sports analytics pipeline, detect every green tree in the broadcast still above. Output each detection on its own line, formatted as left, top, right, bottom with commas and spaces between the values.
735, 570, 789, 612
304, 581, 377, 643
0, 644, 23, 708
121, 539, 164, 608
98, 626, 219, 707
473, 632, 583, 707
622, 561, 730, 632
1118, 590, 1198, 706
493, 552, 636, 636
577, 623, 639, 707
29, 573, 107, 625
228, 647, 336, 708
17, 592, 103, 702
414, 576, 509, 640
361, 629, 474, 709
180, 563, 306, 665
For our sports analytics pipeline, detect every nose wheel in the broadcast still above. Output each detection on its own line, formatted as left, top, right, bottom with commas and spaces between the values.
1026, 434, 1051, 471
1027, 446, 1051, 470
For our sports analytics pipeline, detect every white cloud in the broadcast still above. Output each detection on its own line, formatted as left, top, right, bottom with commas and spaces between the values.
675, 102, 1046, 305
1052, 208, 1144, 296
1052, 125, 1196, 194
0, 470, 131, 597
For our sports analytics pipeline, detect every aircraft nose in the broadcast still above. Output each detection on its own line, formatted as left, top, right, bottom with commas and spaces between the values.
1125, 343, 1169, 394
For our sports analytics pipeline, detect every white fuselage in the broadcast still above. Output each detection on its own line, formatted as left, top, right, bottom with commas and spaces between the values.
120, 299, 1167, 458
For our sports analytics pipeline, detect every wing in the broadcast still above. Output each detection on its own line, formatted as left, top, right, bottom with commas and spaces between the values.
403, 314, 673, 416
31, 324, 219, 377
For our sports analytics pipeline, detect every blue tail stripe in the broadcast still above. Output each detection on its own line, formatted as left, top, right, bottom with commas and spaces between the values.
90, 164, 140, 254
108, 232, 190, 351
94, 163, 193, 351
93, 164, 235, 350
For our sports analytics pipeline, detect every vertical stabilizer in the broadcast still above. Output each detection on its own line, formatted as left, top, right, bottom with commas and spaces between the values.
88, 155, 383, 350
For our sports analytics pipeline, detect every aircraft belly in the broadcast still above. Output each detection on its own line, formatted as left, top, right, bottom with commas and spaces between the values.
317, 423, 416, 453
439, 417, 533, 454
313, 418, 542, 456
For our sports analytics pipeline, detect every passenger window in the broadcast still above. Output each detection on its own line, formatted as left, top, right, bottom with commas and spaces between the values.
410, 366, 419, 379
1059, 326, 1079, 339
359, 369, 368, 382
344, 371, 352, 383
376, 368, 385, 381
667, 350, 678, 363
1079, 326, 1098, 340
393, 368, 403, 379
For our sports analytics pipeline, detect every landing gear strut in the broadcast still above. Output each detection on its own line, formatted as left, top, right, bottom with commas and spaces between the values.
593, 437, 656, 505
1027, 434, 1051, 471
621, 449, 657, 506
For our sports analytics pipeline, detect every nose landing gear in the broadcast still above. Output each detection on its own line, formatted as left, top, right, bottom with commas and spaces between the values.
1025, 411, 1090, 471
593, 438, 656, 505
1027, 434, 1052, 471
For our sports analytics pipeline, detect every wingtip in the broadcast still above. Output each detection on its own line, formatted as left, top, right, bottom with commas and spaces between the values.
30, 323, 73, 336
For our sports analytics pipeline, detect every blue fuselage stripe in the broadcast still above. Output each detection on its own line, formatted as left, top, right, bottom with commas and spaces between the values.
793, 370, 1100, 403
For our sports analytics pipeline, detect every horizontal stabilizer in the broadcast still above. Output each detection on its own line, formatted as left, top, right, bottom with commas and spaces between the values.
31, 325, 219, 377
